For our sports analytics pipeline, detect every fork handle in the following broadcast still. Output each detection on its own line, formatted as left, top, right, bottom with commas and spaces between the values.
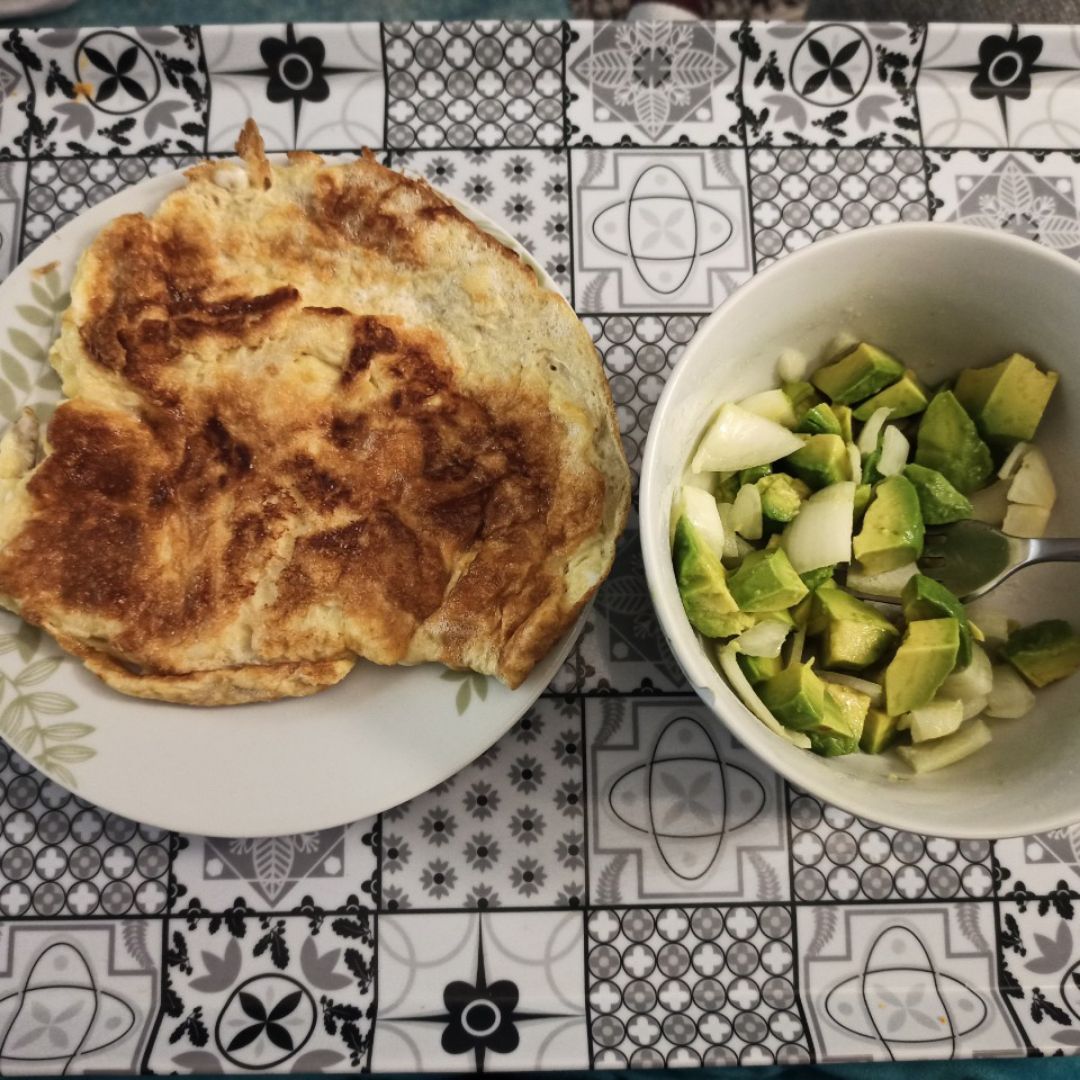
1027, 537, 1080, 564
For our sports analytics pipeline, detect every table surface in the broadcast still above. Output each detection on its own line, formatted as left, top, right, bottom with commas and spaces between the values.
0, 15, 1078, 1076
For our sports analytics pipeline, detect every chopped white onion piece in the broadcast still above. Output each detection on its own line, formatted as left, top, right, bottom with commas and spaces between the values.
969, 479, 1010, 525
907, 699, 964, 743
877, 424, 910, 477
824, 331, 858, 363
680, 486, 726, 558
960, 695, 988, 721
733, 482, 764, 540
897, 718, 992, 773
819, 671, 884, 705
781, 481, 855, 573
857, 407, 893, 454
998, 441, 1030, 480
718, 643, 812, 748
1008, 445, 1056, 510
778, 348, 808, 382
737, 618, 792, 658
738, 388, 798, 429
847, 442, 861, 481
734, 535, 755, 559
1003, 502, 1050, 538
716, 503, 741, 560
846, 560, 918, 599
692, 403, 806, 473
940, 643, 993, 700
986, 664, 1036, 719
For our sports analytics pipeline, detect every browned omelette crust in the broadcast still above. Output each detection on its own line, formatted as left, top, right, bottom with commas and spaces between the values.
0, 124, 630, 703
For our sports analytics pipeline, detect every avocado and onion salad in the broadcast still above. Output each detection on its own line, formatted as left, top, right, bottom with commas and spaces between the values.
672, 340, 1080, 773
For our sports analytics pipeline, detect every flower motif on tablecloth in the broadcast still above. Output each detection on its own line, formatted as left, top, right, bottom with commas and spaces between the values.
216, 24, 378, 146
570, 21, 733, 141
924, 27, 1076, 143
78, 33, 159, 112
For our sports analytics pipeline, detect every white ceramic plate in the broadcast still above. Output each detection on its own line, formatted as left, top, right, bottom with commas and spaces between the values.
0, 165, 583, 837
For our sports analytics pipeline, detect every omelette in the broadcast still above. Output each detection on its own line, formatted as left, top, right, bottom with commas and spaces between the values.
0, 121, 630, 705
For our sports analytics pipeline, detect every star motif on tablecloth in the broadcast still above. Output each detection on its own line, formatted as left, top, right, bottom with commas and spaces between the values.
928, 26, 1077, 142
391, 918, 574, 1071
219, 24, 378, 146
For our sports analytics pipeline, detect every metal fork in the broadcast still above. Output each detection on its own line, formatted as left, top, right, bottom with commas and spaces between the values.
914, 520, 1080, 601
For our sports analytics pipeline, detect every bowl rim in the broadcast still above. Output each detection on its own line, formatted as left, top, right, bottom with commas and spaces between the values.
640, 221, 1080, 840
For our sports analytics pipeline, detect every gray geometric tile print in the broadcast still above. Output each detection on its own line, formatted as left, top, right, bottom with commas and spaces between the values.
0, 18, 1079, 1075
572, 147, 752, 311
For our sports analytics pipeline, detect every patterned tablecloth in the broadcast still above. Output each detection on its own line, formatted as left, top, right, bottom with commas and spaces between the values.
0, 15, 1077, 1075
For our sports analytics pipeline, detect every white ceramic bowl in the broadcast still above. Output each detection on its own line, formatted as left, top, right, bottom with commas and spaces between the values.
640, 223, 1080, 839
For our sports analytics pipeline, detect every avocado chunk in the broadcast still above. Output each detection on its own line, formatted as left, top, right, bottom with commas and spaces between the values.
760, 662, 826, 731
782, 380, 821, 421
954, 353, 1059, 445
884, 617, 960, 715
758, 473, 809, 524
902, 463, 973, 525
800, 565, 835, 592
785, 433, 850, 490
1001, 619, 1080, 687
811, 342, 904, 405
860, 708, 899, 753
814, 582, 900, 670
673, 515, 740, 637
728, 548, 809, 612
738, 652, 783, 685
853, 369, 928, 421
901, 573, 973, 669
853, 483, 873, 521
797, 403, 843, 437
808, 683, 869, 756
833, 405, 854, 443
861, 446, 883, 485
915, 391, 993, 494
853, 474, 925, 574
739, 464, 772, 487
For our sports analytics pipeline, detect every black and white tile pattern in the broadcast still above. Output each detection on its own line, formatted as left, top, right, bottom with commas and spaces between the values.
0, 18, 1079, 1074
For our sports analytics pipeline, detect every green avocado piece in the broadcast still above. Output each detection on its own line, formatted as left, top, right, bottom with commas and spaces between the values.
902, 463, 973, 525
860, 707, 899, 753
800, 565, 835, 592
833, 405, 854, 443
811, 342, 905, 405
715, 473, 740, 502
853, 483, 873, 521
785, 434, 851, 490
853, 474, 925, 574
809, 685, 867, 756
728, 548, 809, 612
807, 686, 864, 756
738, 652, 783, 685
861, 446, 883, 485
758, 473, 809, 524
901, 573, 973, 669
954, 353, 1059, 445
760, 662, 826, 731
814, 582, 900, 670
853, 368, 929, 421
1002, 619, 1080, 687
791, 593, 813, 630
673, 516, 739, 637
739, 464, 772, 487
782, 380, 822, 422
915, 391, 994, 494
884, 617, 960, 715
797, 403, 843, 437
